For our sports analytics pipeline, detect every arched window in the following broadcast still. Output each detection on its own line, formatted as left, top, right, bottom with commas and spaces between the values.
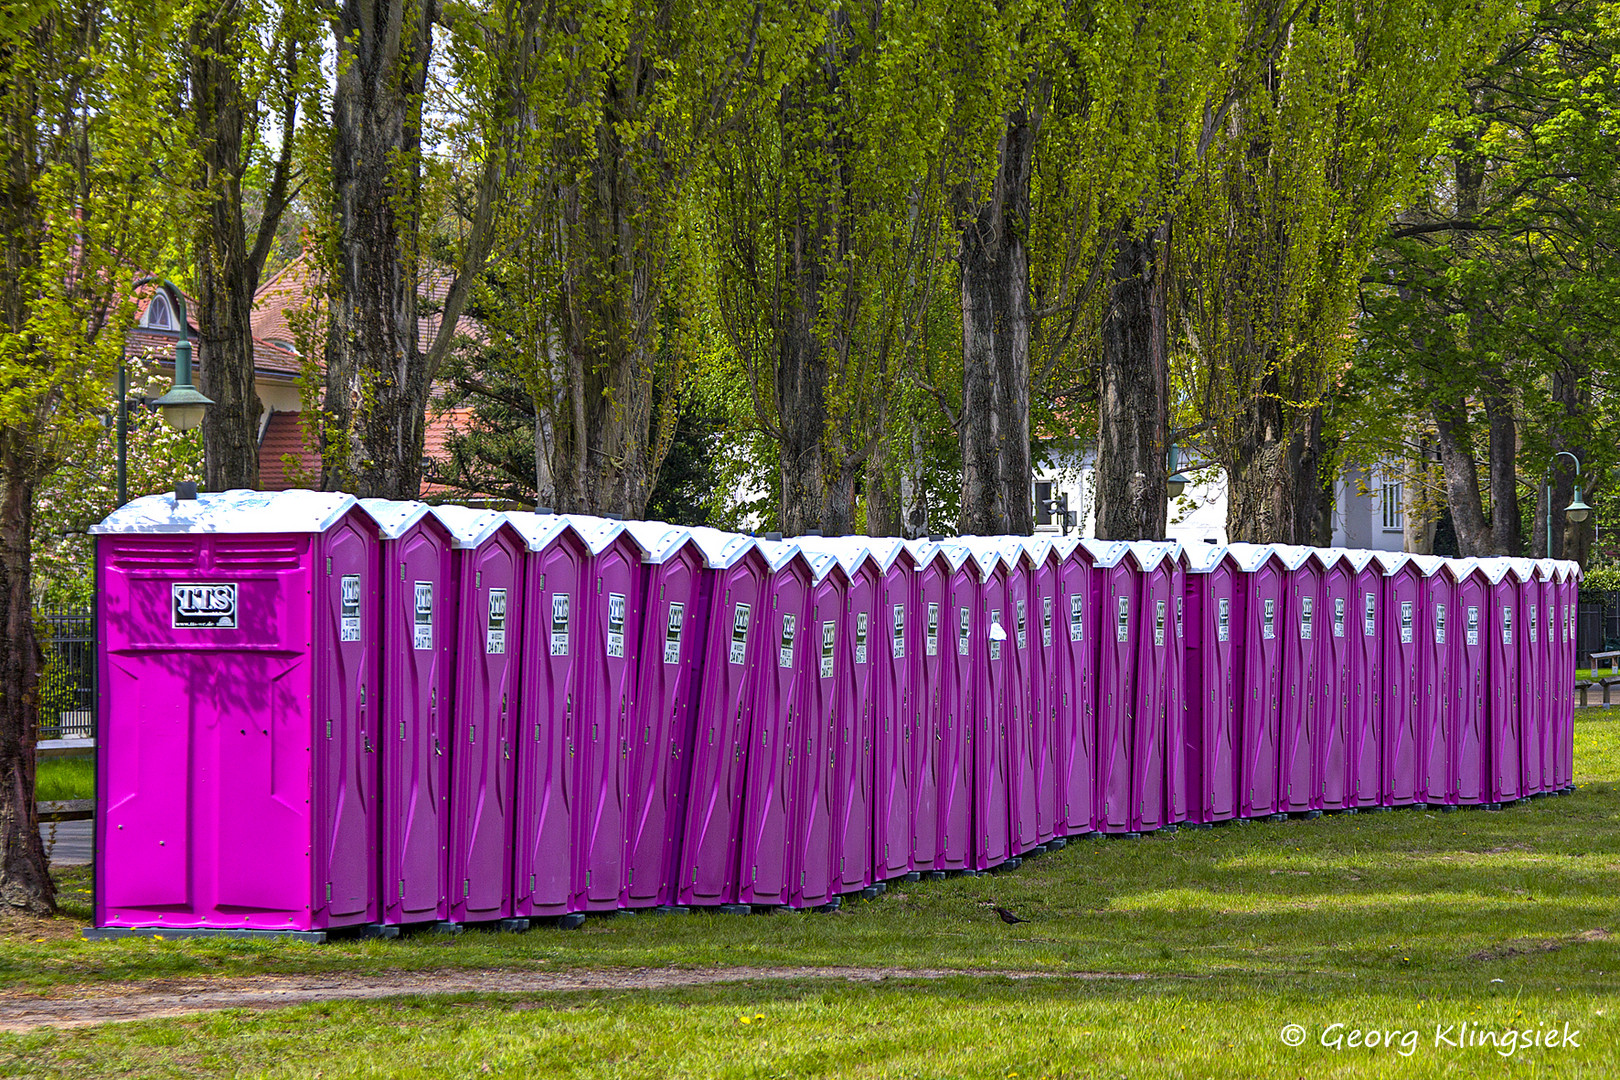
142, 292, 172, 330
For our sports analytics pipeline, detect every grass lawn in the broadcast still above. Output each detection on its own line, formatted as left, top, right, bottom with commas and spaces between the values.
2, 710, 1619, 1077
32, 757, 93, 803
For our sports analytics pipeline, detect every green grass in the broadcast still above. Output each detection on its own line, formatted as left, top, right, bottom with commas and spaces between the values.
4, 711, 1620, 1077
33, 757, 93, 802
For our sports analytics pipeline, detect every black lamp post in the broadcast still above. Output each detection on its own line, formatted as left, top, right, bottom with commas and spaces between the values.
119, 280, 214, 505
1546, 450, 1592, 557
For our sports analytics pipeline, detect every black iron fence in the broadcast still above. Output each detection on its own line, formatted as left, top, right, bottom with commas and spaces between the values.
38, 603, 94, 741
1579, 590, 1620, 668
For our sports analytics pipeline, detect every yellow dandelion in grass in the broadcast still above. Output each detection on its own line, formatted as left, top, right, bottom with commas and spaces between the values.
738, 1016, 752, 1025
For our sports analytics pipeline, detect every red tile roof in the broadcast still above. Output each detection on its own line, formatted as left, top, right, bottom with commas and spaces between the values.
257, 411, 322, 490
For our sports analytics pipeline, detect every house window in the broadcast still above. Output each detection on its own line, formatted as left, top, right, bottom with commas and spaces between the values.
1034, 480, 1053, 526
1382, 481, 1404, 531
143, 292, 172, 330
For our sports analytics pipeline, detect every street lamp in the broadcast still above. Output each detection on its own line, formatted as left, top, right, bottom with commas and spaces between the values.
1166, 444, 1189, 499
118, 280, 214, 505
1547, 450, 1592, 555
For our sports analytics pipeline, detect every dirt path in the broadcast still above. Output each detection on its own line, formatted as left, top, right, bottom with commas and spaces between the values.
0, 966, 1145, 1033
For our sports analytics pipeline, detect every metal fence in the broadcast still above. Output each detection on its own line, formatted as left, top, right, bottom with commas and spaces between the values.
1579, 590, 1620, 668
38, 603, 94, 741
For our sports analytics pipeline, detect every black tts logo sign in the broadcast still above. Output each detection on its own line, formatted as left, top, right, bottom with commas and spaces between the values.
172, 583, 237, 629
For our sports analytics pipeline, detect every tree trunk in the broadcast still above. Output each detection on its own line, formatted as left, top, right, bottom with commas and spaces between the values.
322, 0, 434, 499
956, 108, 1034, 537
1095, 223, 1169, 541
0, 444, 52, 914
1484, 384, 1520, 555
1431, 396, 1493, 556
775, 151, 832, 532
1291, 406, 1333, 547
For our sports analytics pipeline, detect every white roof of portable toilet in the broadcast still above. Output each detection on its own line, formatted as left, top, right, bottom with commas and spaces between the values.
1050, 536, 1083, 561
1408, 553, 1448, 578
560, 513, 629, 556
431, 505, 508, 549
1183, 542, 1228, 574
936, 540, 976, 573
91, 488, 357, 535
621, 520, 692, 564
864, 536, 910, 572
357, 498, 435, 540
755, 536, 805, 573
1338, 548, 1380, 574
793, 536, 874, 577
804, 550, 841, 584
1443, 556, 1479, 582
1080, 538, 1131, 568
1123, 539, 1179, 572
1505, 557, 1537, 582
503, 510, 572, 551
1269, 544, 1315, 572
1225, 543, 1275, 573
1372, 550, 1411, 576
960, 537, 1004, 581
686, 525, 757, 569
902, 536, 948, 567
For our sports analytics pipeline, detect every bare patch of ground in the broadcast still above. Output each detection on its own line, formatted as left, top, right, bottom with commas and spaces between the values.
0, 966, 1148, 1033
1468, 927, 1610, 962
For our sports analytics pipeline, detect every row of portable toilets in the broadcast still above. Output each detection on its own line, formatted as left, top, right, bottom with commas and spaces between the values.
87, 491, 1580, 938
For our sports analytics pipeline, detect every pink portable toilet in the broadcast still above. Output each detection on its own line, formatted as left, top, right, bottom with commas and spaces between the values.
1530, 560, 1561, 796
1480, 558, 1523, 806
997, 537, 1040, 854
791, 550, 844, 908
1085, 540, 1139, 834
738, 538, 810, 906
1450, 559, 1490, 806
1512, 558, 1545, 796
1165, 544, 1189, 826
961, 539, 1013, 866
1022, 535, 1063, 846
678, 527, 767, 909
1347, 550, 1385, 809
358, 499, 454, 928
904, 537, 950, 875
1231, 544, 1286, 820
1377, 551, 1422, 807
1053, 537, 1097, 837
92, 491, 379, 938
934, 541, 980, 870
434, 507, 526, 927
1410, 554, 1456, 808
1316, 549, 1356, 813
504, 512, 584, 922
1126, 540, 1180, 834
1273, 545, 1323, 816
868, 537, 919, 881
560, 515, 647, 912
618, 522, 710, 910
1553, 562, 1577, 791
1183, 543, 1242, 826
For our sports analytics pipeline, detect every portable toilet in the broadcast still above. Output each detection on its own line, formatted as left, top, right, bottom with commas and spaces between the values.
1183, 543, 1242, 826
1409, 553, 1455, 808
92, 490, 379, 937
678, 527, 767, 908
1232, 543, 1286, 820
1480, 558, 1522, 806
961, 539, 1012, 867
1377, 550, 1422, 807
1553, 561, 1577, 791
997, 536, 1040, 854
1053, 536, 1097, 837
503, 512, 583, 920
1022, 535, 1063, 845
1126, 540, 1179, 834
561, 514, 647, 912
905, 537, 951, 874
1086, 540, 1138, 833
1273, 545, 1323, 815
1348, 550, 1385, 809
358, 499, 454, 927
433, 506, 526, 926
935, 541, 981, 870
1165, 544, 1190, 826
1450, 559, 1490, 806
1512, 557, 1546, 797
1316, 548, 1356, 812
868, 537, 919, 881
791, 549, 844, 908
619, 522, 710, 910
738, 538, 809, 907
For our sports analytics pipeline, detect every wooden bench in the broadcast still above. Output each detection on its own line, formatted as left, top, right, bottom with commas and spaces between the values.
37, 799, 93, 822
1590, 650, 1620, 675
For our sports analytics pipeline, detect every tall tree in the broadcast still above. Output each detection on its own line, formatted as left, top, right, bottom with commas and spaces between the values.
186, 0, 321, 491
1356, 1, 1620, 561
1, 0, 178, 912
320, 0, 530, 499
